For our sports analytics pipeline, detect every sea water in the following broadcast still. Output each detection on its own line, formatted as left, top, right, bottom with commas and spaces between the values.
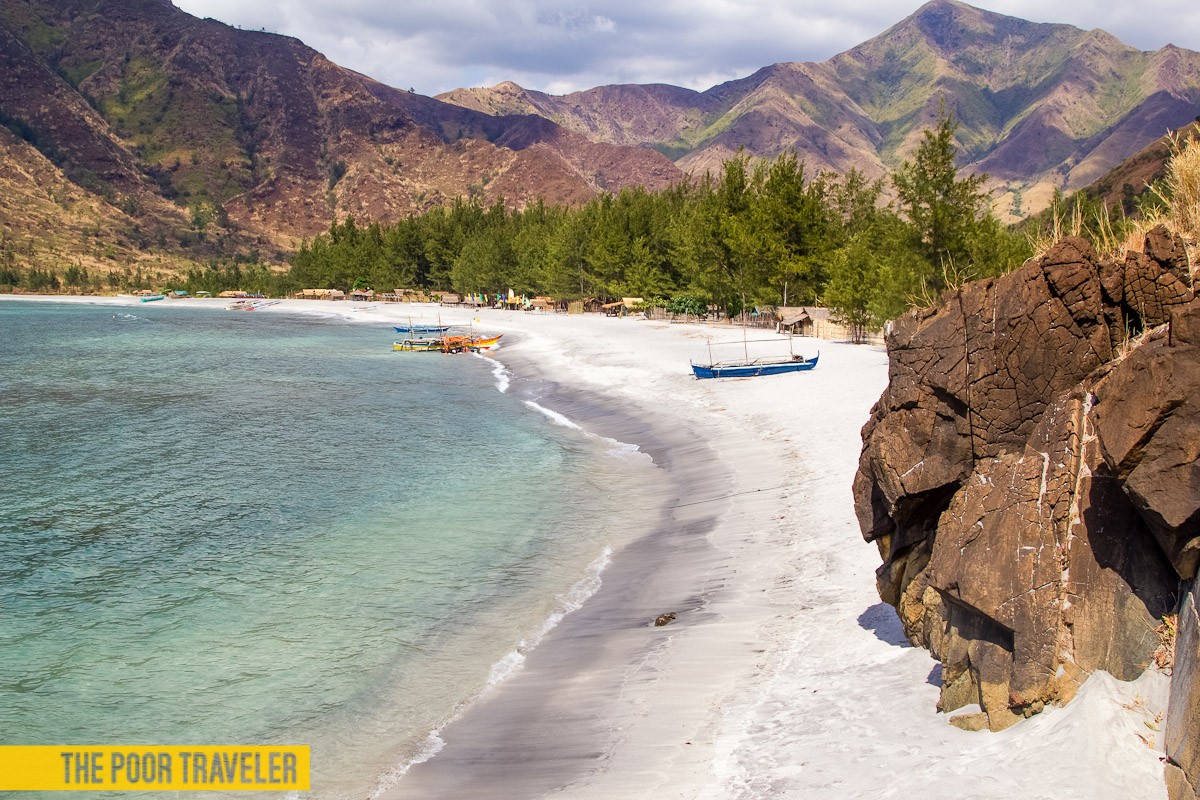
0, 300, 666, 798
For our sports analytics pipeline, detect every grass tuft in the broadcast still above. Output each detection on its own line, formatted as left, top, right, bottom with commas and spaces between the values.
1145, 130, 1200, 277
1028, 130, 1200, 275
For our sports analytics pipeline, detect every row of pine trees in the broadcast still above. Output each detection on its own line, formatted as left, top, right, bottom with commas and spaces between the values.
287, 112, 1031, 332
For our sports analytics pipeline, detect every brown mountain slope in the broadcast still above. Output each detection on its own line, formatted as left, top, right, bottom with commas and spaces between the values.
0, 122, 195, 280
0, 0, 682, 259
439, 0, 1200, 217
1019, 120, 1200, 222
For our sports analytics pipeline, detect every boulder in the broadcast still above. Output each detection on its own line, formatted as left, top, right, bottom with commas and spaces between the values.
856, 227, 1195, 743
1092, 300, 1200, 578
1167, 589, 1200, 800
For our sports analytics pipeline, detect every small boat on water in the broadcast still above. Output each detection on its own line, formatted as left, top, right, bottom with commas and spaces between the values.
691, 352, 819, 379
393, 338, 446, 352
393, 324, 452, 334
393, 334, 503, 353
464, 334, 502, 351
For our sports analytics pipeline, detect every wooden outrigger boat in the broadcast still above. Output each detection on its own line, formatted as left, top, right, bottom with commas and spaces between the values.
691, 353, 818, 379
392, 333, 503, 353
392, 323, 452, 334
691, 333, 818, 379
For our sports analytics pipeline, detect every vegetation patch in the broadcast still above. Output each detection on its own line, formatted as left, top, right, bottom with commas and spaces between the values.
57, 58, 105, 89
0, 4, 64, 55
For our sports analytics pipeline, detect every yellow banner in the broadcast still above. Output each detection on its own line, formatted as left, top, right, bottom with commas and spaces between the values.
0, 745, 310, 791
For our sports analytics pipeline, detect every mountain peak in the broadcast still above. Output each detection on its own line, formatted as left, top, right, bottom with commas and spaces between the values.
910, 0, 985, 24
912, 0, 974, 16
900, 0, 1026, 46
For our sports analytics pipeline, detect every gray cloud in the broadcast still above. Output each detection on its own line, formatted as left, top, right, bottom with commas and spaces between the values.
172, 0, 1200, 95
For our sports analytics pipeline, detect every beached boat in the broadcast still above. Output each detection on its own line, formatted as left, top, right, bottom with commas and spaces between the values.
691, 333, 818, 379
691, 352, 818, 379
227, 299, 280, 311
466, 334, 502, 351
139, 294, 166, 302
393, 338, 445, 352
392, 333, 503, 353
393, 324, 451, 334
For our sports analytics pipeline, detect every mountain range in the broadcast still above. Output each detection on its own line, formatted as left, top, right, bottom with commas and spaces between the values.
441, 0, 1200, 219
0, 0, 1198, 273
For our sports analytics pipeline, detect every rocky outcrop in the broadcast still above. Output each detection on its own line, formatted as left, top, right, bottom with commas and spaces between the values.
855, 227, 1198, 752
1168, 589, 1200, 800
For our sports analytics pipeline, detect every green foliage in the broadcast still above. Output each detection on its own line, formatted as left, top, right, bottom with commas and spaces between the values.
1009, 189, 1023, 218
58, 59, 105, 89
892, 104, 992, 279
0, 4, 64, 56
824, 215, 923, 337
285, 140, 1028, 328
887, 104, 1028, 304
182, 259, 296, 297
666, 295, 708, 317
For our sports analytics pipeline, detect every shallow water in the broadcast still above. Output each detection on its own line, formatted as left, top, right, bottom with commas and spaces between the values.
0, 300, 666, 798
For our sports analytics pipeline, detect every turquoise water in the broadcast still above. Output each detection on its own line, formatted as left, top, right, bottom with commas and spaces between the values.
0, 300, 664, 798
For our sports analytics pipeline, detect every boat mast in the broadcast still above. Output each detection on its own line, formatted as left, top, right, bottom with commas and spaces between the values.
741, 291, 749, 363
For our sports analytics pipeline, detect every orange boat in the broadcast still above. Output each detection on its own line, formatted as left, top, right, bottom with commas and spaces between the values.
392, 333, 502, 353
464, 334, 502, 351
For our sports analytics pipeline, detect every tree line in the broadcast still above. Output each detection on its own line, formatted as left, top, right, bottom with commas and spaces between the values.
289, 111, 1030, 335
0, 110, 1035, 334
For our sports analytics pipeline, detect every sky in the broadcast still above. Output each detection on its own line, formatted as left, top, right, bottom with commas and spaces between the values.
170, 0, 1200, 97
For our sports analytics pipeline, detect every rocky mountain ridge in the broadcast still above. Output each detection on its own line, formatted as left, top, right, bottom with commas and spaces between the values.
439, 0, 1200, 220
0, 0, 681, 268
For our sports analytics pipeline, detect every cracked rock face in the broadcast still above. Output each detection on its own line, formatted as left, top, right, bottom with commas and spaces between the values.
855, 227, 1198, 747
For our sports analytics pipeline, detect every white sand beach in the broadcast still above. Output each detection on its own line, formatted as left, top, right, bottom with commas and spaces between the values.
8, 295, 1172, 798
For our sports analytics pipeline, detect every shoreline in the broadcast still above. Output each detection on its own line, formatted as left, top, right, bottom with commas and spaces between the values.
385, 328, 742, 799
1, 295, 1174, 799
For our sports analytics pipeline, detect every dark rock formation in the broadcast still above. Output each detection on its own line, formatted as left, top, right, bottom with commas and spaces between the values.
855, 226, 1198, 758
1168, 589, 1200, 800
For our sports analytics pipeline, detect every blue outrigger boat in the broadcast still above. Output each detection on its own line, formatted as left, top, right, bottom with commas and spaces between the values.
393, 323, 452, 334
691, 353, 818, 379
691, 333, 819, 379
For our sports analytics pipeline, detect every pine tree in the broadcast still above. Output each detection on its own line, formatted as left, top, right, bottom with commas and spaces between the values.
891, 103, 991, 291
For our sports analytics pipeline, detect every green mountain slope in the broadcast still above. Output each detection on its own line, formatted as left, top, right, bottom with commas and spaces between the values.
439, 0, 1200, 218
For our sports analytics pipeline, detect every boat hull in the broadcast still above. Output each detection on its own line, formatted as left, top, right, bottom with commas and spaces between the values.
393, 325, 451, 334
469, 335, 502, 350
393, 334, 502, 352
393, 340, 444, 351
691, 353, 818, 379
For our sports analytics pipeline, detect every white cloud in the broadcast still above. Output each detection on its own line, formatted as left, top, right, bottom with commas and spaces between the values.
171, 0, 1200, 95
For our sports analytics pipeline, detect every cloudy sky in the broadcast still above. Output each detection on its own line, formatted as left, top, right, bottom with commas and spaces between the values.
171, 0, 1200, 96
